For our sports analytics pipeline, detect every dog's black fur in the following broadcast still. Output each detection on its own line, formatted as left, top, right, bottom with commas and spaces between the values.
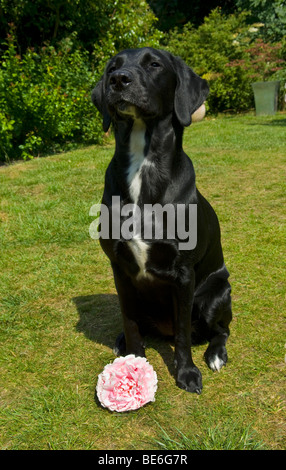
92, 48, 232, 394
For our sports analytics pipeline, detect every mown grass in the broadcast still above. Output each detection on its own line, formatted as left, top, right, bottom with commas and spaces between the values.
0, 113, 285, 450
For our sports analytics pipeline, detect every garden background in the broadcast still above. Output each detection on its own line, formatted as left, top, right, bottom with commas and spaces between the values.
0, 0, 285, 161
0, 0, 285, 450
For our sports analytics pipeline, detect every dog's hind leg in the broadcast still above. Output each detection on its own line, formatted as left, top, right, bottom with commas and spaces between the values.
203, 282, 232, 372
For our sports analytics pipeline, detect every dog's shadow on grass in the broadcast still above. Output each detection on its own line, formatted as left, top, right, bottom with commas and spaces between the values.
73, 293, 176, 378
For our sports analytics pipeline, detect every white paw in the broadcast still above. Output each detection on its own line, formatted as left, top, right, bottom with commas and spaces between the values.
208, 355, 225, 372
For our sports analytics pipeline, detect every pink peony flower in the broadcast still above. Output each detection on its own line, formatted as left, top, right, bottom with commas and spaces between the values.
96, 354, 158, 412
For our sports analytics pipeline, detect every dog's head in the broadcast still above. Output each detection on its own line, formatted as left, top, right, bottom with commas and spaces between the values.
92, 47, 209, 132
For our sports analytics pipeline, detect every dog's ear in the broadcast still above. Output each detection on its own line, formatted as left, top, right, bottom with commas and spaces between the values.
91, 77, 111, 132
173, 57, 209, 127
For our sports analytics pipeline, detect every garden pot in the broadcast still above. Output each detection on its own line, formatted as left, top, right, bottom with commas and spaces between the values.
251, 80, 280, 115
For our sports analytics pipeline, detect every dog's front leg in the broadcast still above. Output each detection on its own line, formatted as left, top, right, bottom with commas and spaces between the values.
173, 276, 202, 394
112, 263, 145, 357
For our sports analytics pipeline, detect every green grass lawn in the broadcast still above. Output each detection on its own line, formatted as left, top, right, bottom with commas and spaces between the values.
0, 113, 285, 450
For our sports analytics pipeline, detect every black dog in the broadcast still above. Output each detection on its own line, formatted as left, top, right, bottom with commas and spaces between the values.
92, 48, 232, 394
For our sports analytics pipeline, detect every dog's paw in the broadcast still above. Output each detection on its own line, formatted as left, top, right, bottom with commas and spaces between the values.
204, 346, 228, 372
176, 365, 202, 394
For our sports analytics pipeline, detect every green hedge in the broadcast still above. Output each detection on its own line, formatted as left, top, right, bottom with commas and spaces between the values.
165, 9, 285, 114
0, 0, 161, 162
1, 6, 284, 162
0, 34, 102, 161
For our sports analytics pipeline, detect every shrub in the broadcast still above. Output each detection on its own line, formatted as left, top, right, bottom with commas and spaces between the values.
227, 37, 286, 111
235, 0, 286, 42
226, 39, 285, 81
0, 0, 161, 54
0, 1, 162, 162
0, 111, 15, 159
92, 0, 162, 75
165, 9, 255, 113
0, 32, 103, 162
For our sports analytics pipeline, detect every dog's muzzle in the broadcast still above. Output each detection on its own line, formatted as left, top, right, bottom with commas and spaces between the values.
109, 70, 133, 92
107, 70, 137, 114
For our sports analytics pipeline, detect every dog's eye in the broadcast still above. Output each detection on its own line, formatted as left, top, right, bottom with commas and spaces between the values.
150, 62, 160, 68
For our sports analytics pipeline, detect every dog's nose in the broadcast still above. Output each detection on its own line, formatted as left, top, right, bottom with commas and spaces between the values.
110, 70, 133, 90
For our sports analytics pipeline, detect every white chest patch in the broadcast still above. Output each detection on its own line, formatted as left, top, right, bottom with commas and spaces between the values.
125, 114, 155, 281
126, 119, 146, 204
128, 238, 154, 281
